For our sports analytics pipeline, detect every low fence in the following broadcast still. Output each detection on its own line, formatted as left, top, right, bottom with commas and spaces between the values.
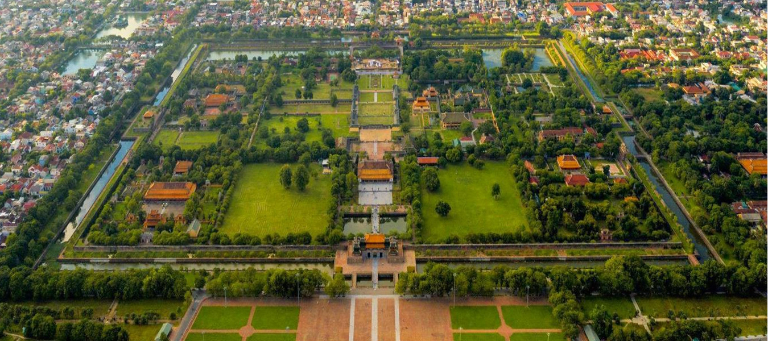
73, 244, 334, 253
410, 242, 683, 251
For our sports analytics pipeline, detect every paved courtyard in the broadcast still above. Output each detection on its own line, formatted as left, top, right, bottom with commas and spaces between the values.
358, 182, 393, 205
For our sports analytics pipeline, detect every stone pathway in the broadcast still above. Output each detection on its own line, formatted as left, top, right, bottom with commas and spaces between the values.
630, 294, 652, 334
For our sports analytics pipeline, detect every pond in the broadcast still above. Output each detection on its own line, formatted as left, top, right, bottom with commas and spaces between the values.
95, 13, 149, 39
482, 48, 553, 71
206, 49, 347, 61
62, 140, 135, 242
63, 49, 107, 76
343, 215, 407, 235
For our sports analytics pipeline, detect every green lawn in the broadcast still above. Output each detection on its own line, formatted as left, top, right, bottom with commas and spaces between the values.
177, 131, 220, 150
360, 103, 393, 116
219, 163, 331, 237
186, 333, 242, 341
121, 324, 166, 341
729, 319, 768, 336
381, 74, 408, 89
76, 144, 118, 192
261, 115, 324, 143
191, 306, 251, 330
116, 299, 187, 320
251, 306, 300, 330
633, 88, 663, 102
501, 306, 559, 329
278, 72, 354, 100
16, 299, 113, 318
637, 296, 767, 318
155, 130, 180, 151
450, 306, 501, 330
268, 103, 351, 115
452, 333, 504, 341
358, 116, 395, 126
360, 92, 375, 102
377, 92, 394, 102
247, 333, 297, 341
580, 297, 636, 319
509, 333, 566, 341
319, 114, 351, 137
421, 162, 529, 242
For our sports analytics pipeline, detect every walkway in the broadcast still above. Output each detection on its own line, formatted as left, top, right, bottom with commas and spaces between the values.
173, 290, 208, 341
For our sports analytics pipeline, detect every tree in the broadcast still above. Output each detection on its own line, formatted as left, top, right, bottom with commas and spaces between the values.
325, 274, 350, 298
293, 164, 310, 191
330, 93, 338, 107
295, 89, 302, 99
521, 78, 533, 89
280, 165, 292, 189
446, 148, 462, 163
296, 117, 310, 133
435, 201, 451, 217
491, 183, 500, 199
423, 168, 440, 192
25, 314, 56, 340
460, 121, 473, 136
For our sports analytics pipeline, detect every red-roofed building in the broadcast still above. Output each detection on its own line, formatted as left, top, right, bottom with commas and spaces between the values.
565, 174, 590, 186
417, 157, 439, 166
564, 2, 615, 17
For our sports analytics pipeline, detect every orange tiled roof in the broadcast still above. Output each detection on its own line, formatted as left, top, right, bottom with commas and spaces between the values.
174, 161, 193, 174
740, 158, 767, 175
204, 94, 230, 107
144, 182, 197, 201
557, 155, 581, 170
359, 169, 392, 181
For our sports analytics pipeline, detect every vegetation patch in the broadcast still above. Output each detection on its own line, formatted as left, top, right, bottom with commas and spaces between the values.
191, 306, 251, 330
580, 297, 636, 319
637, 296, 767, 318
501, 305, 559, 329
250, 306, 300, 330
450, 306, 501, 330
177, 131, 220, 150
452, 333, 505, 341
247, 333, 297, 341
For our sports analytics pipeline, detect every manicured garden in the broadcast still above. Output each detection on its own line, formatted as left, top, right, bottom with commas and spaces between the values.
501, 305, 559, 329
268, 103, 351, 115
580, 297, 636, 319
359, 103, 394, 116
636, 295, 767, 318
247, 333, 297, 341
509, 333, 565, 341
219, 163, 331, 237
452, 333, 504, 341
251, 306, 300, 330
450, 306, 501, 330
191, 306, 251, 330
421, 162, 528, 242
177, 131, 220, 150
186, 333, 243, 341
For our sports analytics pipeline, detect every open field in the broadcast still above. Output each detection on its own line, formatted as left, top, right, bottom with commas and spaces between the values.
580, 297, 637, 319
501, 306, 559, 329
453, 333, 504, 341
509, 333, 566, 341
319, 114, 352, 137
116, 299, 187, 319
450, 306, 501, 330
358, 116, 395, 126
154, 129, 180, 151
219, 163, 331, 237
269, 103, 351, 115
637, 296, 767, 318
121, 324, 166, 341
247, 335, 297, 341
191, 306, 251, 330
360, 103, 393, 116
177, 131, 220, 150
279, 73, 354, 100
251, 306, 300, 330
633, 87, 663, 102
421, 162, 528, 242
186, 333, 242, 341
261, 115, 324, 143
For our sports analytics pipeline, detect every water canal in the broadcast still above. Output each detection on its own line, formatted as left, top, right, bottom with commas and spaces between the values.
153, 44, 198, 106
481, 48, 553, 71
62, 140, 135, 242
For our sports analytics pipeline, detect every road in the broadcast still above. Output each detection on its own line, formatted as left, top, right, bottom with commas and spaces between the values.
173, 289, 208, 341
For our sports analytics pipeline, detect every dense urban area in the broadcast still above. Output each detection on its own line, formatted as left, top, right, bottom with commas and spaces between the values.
0, 0, 765, 340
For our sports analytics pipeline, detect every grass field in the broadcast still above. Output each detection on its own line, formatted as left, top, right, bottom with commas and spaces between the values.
279, 73, 354, 100
122, 324, 165, 341
728, 319, 768, 336
219, 163, 331, 237
360, 103, 393, 116
186, 333, 242, 341
192, 306, 251, 330
251, 306, 300, 330
358, 116, 395, 126
637, 296, 767, 318
453, 333, 504, 341
319, 114, 351, 137
633, 88, 663, 102
247, 334, 297, 341
269, 103, 351, 115
509, 333, 566, 341
421, 162, 528, 242
261, 115, 324, 143
154, 130, 180, 151
116, 299, 187, 320
360, 92, 375, 102
450, 306, 501, 330
177, 131, 220, 150
580, 297, 636, 319
501, 306, 559, 329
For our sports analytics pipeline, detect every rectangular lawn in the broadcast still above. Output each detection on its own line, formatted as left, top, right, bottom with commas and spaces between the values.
247, 334, 297, 341
186, 333, 243, 341
450, 306, 501, 330
501, 305, 559, 329
580, 297, 636, 319
421, 162, 528, 242
250, 306, 300, 330
191, 306, 251, 330
319, 114, 351, 137
154, 130, 180, 151
260, 116, 324, 143
453, 333, 504, 341
219, 164, 331, 237
509, 333, 566, 341
177, 131, 220, 150
636, 296, 767, 318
